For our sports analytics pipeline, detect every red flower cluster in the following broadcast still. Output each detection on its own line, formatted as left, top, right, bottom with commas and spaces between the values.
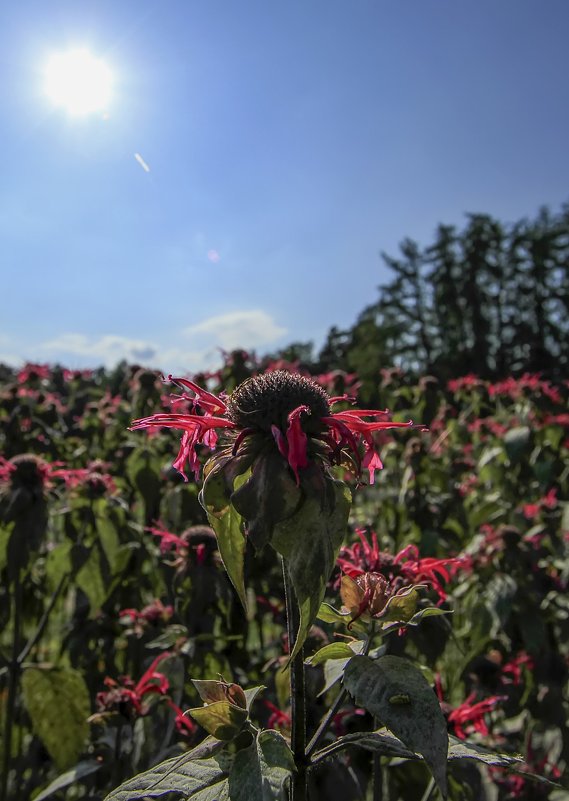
447, 374, 484, 393
147, 523, 209, 567
119, 599, 174, 626
338, 529, 466, 602
488, 374, 562, 404
447, 692, 506, 740
500, 652, 534, 687
435, 677, 506, 741
0, 455, 115, 495
521, 487, 558, 520
263, 700, 291, 733
96, 653, 195, 736
16, 363, 51, 384
131, 373, 424, 485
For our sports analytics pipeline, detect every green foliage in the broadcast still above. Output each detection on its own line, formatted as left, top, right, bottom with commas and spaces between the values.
271, 474, 351, 661
344, 655, 449, 797
103, 731, 294, 801
21, 667, 90, 770
0, 343, 567, 800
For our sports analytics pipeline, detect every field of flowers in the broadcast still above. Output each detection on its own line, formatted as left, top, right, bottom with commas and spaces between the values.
0, 355, 567, 801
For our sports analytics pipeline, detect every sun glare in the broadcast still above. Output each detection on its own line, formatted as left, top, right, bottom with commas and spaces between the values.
44, 48, 113, 116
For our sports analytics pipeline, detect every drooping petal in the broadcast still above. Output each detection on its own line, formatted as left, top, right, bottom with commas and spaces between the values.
130, 412, 235, 432
167, 375, 227, 415
129, 412, 236, 480
173, 428, 201, 481
285, 405, 310, 484
271, 424, 289, 461
136, 652, 171, 696
362, 448, 383, 484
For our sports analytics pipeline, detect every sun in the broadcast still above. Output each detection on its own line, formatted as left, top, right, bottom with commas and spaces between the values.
44, 48, 113, 116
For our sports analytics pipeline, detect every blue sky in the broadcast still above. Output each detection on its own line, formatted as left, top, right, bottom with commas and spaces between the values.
1, 0, 568, 372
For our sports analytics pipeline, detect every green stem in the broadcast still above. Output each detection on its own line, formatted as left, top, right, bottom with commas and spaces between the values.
18, 575, 67, 664
282, 560, 307, 801
306, 625, 374, 761
372, 717, 383, 801
1, 570, 23, 801
419, 777, 436, 801
305, 687, 348, 759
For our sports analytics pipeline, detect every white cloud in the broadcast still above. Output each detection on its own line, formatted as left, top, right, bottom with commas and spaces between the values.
37, 332, 219, 374
40, 333, 159, 366
183, 310, 287, 351
3, 310, 287, 374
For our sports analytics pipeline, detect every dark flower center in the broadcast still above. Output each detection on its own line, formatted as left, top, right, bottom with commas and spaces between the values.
9, 454, 47, 489
226, 371, 330, 433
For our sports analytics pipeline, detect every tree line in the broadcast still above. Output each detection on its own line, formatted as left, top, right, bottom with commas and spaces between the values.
273, 203, 569, 383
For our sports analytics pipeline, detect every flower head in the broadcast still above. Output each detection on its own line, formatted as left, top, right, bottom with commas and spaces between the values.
446, 692, 506, 740
96, 653, 171, 718
436, 678, 506, 741
338, 529, 465, 603
131, 370, 423, 487
131, 370, 425, 657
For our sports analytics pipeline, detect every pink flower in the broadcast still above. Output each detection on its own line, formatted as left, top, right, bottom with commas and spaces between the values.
119, 599, 174, 626
448, 693, 506, 739
263, 700, 291, 732
16, 363, 51, 384
522, 503, 540, 520
521, 487, 558, 519
131, 371, 425, 486
500, 652, 534, 686
165, 699, 197, 736
96, 653, 172, 717
447, 374, 483, 393
439, 685, 506, 741
147, 523, 189, 554
338, 530, 465, 603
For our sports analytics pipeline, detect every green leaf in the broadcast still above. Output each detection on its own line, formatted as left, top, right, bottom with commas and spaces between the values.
200, 458, 249, 610
146, 624, 189, 650
33, 759, 102, 801
316, 601, 366, 634
76, 547, 107, 614
271, 473, 351, 661
189, 700, 248, 740
243, 685, 265, 711
503, 426, 530, 462
447, 736, 523, 765
45, 542, 72, 592
344, 655, 448, 799
103, 739, 230, 801
229, 450, 302, 551
478, 445, 504, 469
313, 728, 523, 770
22, 667, 90, 771
228, 730, 294, 801
306, 642, 357, 666
318, 641, 366, 696
0, 524, 13, 573
104, 731, 293, 801
382, 606, 453, 633
316, 602, 349, 625
379, 586, 422, 624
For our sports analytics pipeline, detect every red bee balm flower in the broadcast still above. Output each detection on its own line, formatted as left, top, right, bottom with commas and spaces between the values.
131, 371, 425, 658
131, 371, 423, 486
96, 653, 172, 717
447, 693, 506, 740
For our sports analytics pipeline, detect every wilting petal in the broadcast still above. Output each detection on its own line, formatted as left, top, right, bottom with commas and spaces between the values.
362, 448, 383, 484
167, 375, 227, 415
285, 405, 310, 484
